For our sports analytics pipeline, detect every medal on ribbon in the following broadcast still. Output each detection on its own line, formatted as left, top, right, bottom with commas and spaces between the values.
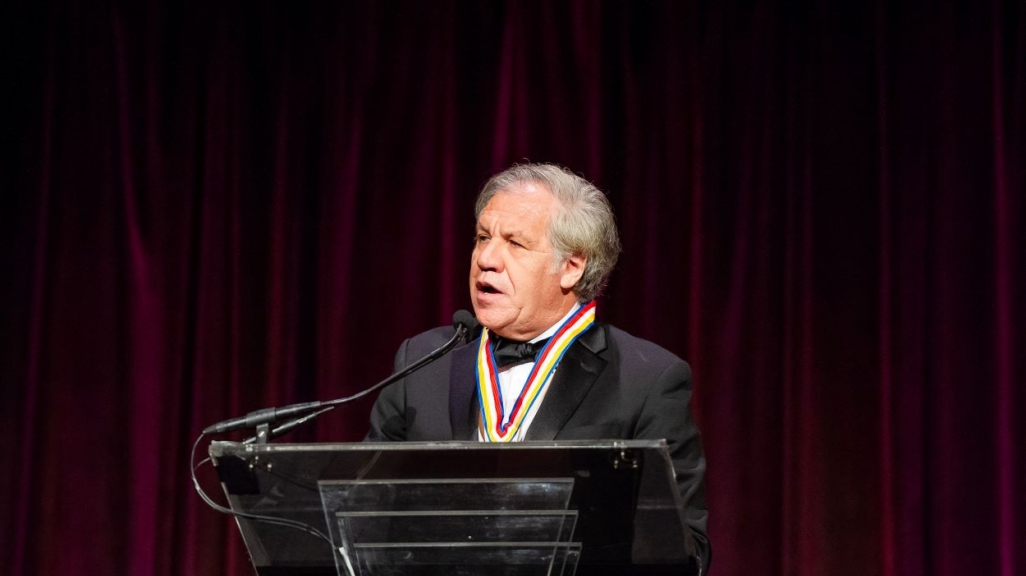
476, 301, 597, 442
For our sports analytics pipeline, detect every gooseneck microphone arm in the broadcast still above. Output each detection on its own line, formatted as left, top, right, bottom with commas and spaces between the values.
202, 310, 479, 436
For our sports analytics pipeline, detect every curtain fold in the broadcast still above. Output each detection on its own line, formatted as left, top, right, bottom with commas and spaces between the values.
1, 2, 1023, 575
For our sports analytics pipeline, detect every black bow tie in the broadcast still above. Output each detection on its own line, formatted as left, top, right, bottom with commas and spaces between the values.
491, 337, 550, 368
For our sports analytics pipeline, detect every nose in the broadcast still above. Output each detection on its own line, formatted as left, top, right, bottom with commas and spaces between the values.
475, 238, 502, 272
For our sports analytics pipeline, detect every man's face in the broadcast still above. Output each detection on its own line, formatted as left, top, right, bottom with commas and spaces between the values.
469, 182, 585, 341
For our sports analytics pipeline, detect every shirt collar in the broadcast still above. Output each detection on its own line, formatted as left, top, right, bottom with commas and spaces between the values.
528, 302, 582, 344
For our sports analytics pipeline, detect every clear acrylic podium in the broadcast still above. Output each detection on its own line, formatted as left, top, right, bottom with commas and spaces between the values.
210, 440, 698, 576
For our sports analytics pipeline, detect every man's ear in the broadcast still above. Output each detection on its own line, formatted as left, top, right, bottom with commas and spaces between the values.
559, 254, 587, 290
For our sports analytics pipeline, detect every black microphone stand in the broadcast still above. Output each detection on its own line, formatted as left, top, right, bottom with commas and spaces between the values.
204, 313, 477, 443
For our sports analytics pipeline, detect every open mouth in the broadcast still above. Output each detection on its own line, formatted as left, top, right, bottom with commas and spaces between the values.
477, 281, 501, 295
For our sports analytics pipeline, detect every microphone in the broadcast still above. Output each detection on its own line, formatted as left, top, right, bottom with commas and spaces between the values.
203, 401, 323, 435
452, 309, 480, 343
202, 310, 479, 436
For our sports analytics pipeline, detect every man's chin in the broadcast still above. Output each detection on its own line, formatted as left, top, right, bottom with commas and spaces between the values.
473, 309, 515, 336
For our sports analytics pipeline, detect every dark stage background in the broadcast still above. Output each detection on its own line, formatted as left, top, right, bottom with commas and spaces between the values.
1, 1, 1024, 575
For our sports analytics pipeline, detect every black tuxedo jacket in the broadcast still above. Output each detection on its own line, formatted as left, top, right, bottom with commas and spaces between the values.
368, 322, 710, 570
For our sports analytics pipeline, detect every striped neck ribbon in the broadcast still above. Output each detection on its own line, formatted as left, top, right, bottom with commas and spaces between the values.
476, 301, 597, 442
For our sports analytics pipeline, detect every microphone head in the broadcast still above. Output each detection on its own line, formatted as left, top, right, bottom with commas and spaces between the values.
452, 309, 481, 342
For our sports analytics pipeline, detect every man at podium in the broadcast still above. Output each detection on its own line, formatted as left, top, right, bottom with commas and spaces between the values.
368, 163, 710, 572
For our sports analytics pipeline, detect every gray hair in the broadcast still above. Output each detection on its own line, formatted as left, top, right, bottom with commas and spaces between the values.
475, 163, 621, 302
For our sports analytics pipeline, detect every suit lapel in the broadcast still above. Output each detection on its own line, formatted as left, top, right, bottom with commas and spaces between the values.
524, 324, 608, 441
448, 340, 480, 440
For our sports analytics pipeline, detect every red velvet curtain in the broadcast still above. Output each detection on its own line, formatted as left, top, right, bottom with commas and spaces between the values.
1, 2, 1023, 575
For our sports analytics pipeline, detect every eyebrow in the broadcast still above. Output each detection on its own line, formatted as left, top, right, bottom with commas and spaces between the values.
476, 223, 538, 246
